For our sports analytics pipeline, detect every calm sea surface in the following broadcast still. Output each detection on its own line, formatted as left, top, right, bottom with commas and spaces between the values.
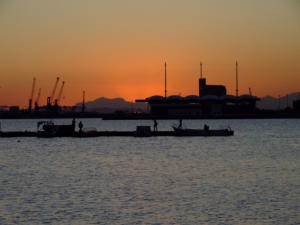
0, 119, 299, 225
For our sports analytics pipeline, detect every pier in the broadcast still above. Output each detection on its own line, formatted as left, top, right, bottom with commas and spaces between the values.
0, 131, 178, 138
0, 130, 234, 138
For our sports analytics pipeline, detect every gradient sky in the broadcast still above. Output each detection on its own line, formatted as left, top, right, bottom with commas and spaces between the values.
0, 0, 299, 107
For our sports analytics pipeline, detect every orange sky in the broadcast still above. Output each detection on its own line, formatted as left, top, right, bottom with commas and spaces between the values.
0, 0, 299, 107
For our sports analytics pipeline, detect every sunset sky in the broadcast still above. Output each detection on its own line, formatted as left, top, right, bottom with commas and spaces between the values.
0, 0, 299, 107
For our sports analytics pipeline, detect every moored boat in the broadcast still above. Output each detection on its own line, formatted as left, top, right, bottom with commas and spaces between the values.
37, 120, 75, 137
172, 126, 234, 136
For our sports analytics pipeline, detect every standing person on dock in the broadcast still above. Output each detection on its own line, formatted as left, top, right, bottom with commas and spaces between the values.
153, 119, 158, 131
204, 124, 209, 131
178, 119, 183, 128
78, 121, 83, 134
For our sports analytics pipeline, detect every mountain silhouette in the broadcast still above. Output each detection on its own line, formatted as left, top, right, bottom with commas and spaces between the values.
75, 92, 300, 112
75, 97, 147, 113
257, 92, 300, 110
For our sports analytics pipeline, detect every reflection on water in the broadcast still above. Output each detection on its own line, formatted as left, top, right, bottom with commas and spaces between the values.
0, 119, 299, 224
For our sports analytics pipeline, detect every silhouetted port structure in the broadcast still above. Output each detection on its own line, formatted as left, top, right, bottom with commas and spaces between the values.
293, 99, 300, 111
136, 62, 260, 116
27, 77, 67, 113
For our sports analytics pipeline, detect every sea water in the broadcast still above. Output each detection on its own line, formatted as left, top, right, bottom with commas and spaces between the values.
0, 119, 299, 224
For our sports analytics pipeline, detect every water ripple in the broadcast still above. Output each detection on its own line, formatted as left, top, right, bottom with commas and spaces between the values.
0, 119, 299, 224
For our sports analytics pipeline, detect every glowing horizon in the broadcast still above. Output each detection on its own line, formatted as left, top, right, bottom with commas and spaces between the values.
1, 0, 299, 107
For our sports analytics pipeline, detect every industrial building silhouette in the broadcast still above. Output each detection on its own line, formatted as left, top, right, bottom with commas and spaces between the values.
136, 62, 260, 116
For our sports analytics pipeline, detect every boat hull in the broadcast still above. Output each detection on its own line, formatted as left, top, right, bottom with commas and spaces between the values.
172, 127, 234, 136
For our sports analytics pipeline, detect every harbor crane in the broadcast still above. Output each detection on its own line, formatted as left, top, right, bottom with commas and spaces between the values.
47, 77, 60, 106
28, 77, 36, 112
54, 81, 65, 106
34, 88, 41, 110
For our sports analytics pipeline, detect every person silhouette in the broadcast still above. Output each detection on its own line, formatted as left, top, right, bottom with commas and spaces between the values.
204, 124, 209, 131
153, 119, 158, 131
178, 119, 182, 128
79, 121, 83, 133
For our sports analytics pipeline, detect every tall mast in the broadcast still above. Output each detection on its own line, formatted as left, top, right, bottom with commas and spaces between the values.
236, 61, 239, 97
29, 77, 36, 111
82, 90, 85, 113
164, 62, 167, 98
200, 61, 203, 79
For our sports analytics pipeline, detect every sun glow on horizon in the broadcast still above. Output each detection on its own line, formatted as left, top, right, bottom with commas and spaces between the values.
0, 0, 299, 107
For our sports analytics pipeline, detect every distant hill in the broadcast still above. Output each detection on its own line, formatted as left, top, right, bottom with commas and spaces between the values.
257, 92, 300, 110
75, 97, 147, 113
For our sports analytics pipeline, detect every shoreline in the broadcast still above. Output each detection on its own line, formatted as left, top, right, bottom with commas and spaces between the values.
0, 112, 300, 120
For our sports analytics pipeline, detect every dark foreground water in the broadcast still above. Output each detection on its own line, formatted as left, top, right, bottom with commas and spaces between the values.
0, 119, 299, 224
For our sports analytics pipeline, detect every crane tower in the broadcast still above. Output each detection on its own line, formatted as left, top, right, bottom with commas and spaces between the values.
28, 77, 36, 112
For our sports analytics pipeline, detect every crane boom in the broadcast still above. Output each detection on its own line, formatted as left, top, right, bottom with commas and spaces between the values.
35, 88, 41, 105
30, 77, 36, 100
34, 88, 41, 110
28, 77, 36, 111
56, 81, 65, 105
50, 77, 60, 105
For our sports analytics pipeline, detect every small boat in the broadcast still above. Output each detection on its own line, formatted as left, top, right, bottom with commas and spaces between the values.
172, 126, 234, 136
37, 120, 75, 137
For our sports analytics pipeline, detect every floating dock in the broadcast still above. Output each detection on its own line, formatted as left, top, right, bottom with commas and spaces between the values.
0, 130, 234, 138
0, 123, 233, 137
